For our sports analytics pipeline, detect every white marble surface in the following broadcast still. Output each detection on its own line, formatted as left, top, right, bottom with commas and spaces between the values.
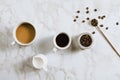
1, 0, 120, 80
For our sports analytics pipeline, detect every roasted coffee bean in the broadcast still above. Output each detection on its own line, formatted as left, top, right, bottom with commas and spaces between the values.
77, 10, 80, 13
98, 16, 101, 19
92, 31, 95, 34
73, 19, 76, 22
100, 24, 104, 27
102, 15, 106, 18
86, 7, 89, 10
86, 11, 89, 14
86, 17, 90, 20
106, 27, 108, 30
101, 17, 104, 19
82, 20, 85, 23
76, 16, 79, 18
116, 22, 119, 25
94, 9, 97, 12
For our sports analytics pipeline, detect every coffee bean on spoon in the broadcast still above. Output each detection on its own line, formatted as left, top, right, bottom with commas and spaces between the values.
91, 19, 98, 27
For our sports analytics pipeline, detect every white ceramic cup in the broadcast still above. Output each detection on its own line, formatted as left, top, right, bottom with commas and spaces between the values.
53, 32, 71, 52
11, 22, 37, 46
78, 32, 93, 49
32, 54, 48, 71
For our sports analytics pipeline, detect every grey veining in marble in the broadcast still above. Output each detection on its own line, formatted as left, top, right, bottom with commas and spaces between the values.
1, 0, 120, 80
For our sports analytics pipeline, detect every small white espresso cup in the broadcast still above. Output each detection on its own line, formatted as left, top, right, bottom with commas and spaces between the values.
53, 32, 71, 52
11, 22, 37, 46
32, 54, 48, 71
78, 32, 93, 49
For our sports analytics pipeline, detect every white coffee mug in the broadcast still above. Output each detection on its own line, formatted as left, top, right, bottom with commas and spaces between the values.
11, 22, 37, 46
32, 54, 48, 71
78, 32, 93, 49
53, 32, 71, 52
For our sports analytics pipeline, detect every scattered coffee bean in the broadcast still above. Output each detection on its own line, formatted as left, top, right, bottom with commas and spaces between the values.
106, 27, 108, 30
98, 16, 101, 19
77, 10, 80, 13
100, 15, 106, 20
73, 19, 76, 22
80, 34, 92, 47
92, 31, 95, 34
101, 17, 104, 19
100, 24, 104, 27
86, 7, 89, 10
102, 15, 106, 18
91, 19, 98, 27
86, 17, 90, 20
76, 16, 79, 18
116, 22, 119, 25
86, 11, 89, 14
94, 9, 97, 12
82, 20, 85, 23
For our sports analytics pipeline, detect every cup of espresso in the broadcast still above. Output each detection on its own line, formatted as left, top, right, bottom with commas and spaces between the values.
78, 32, 93, 49
11, 22, 36, 46
53, 32, 71, 52
32, 54, 47, 71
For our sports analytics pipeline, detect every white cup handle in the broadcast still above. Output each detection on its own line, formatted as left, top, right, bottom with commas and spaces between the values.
11, 41, 16, 46
53, 47, 57, 53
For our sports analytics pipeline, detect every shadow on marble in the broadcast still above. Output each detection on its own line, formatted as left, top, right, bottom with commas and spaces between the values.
14, 57, 43, 75
70, 35, 83, 53
0, 28, 13, 52
0, 32, 8, 52
35, 36, 54, 54
0, 28, 25, 52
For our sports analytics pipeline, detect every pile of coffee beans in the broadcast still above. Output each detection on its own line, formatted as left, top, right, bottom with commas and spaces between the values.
80, 34, 92, 47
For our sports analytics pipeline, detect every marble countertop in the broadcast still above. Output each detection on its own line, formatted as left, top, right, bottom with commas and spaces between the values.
1, 0, 120, 80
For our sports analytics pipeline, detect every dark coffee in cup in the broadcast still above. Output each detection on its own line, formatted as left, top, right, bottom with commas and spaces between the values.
55, 33, 69, 47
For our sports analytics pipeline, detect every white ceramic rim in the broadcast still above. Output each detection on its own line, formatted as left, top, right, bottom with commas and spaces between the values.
53, 32, 71, 50
78, 32, 94, 49
13, 22, 37, 46
32, 54, 47, 69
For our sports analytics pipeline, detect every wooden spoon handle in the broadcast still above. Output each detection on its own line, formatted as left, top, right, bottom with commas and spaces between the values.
96, 26, 120, 58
